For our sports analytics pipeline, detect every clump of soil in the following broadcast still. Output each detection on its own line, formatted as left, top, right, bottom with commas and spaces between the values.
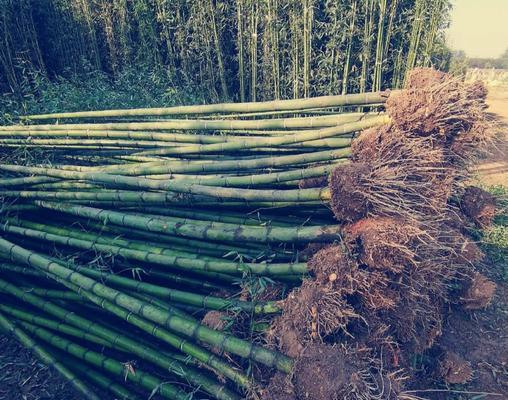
460, 186, 497, 228
298, 175, 328, 189
261, 372, 296, 400
350, 124, 393, 162
299, 242, 331, 260
202, 310, 228, 331
406, 68, 447, 89
386, 77, 485, 140
293, 344, 400, 400
329, 162, 372, 222
460, 272, 497, 310
343, 217, 424, 273
307, 244, 358, 285
438, 351, 473, 384
268, 280, 358, 357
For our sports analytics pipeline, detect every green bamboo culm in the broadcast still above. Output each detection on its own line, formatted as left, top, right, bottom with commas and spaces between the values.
0, 276, 252, 389
0, 312, 101, 400
33, 201, 339, 246
17, 323, 192, 400
22, 92, 390, 120
0, 163, 333, 203
52, 351, 142, 400
14, 316, 242, 400
1, 222, 308, 276
0, 237, 294, 373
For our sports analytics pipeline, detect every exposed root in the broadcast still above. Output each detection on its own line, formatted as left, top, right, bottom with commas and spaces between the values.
386, 76, 487, 141
329, 162, 372, 222
460, 186, 497, 228
438, 351, 473, 384
406, 68, 447, 89
343, 217, 428, 273
269, 280, 359, 357
293, 344, 402, 400
460, 272, 497, 310
329, 142, 453, 223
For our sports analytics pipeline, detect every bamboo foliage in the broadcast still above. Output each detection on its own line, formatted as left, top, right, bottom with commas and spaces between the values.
0, 0, 451, 97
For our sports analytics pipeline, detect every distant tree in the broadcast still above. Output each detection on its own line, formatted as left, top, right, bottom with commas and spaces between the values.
449, 50, 468, 75
500, 48, 508, 69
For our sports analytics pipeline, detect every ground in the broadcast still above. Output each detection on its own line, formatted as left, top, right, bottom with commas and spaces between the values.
474, 86, 508, 186
0, 86, 507, 400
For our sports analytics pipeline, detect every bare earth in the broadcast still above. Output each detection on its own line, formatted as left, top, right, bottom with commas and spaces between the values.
475, 87, 508, 186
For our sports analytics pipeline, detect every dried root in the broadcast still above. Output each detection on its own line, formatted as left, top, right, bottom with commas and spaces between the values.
330, 141, 453, 223
268, 280, 358, 358
386, 76, 487, 141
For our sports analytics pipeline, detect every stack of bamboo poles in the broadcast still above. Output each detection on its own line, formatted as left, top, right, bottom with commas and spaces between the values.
0, 92, 391, 399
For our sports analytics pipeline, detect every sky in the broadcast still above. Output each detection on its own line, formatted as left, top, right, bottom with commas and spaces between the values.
447, 0, 508, 58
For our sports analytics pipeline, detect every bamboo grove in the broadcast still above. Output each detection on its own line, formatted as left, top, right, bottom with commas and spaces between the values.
0, 0, 451, 99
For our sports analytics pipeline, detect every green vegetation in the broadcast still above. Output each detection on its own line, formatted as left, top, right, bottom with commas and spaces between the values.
1, 0, 451, 105
481, 185, 508, 281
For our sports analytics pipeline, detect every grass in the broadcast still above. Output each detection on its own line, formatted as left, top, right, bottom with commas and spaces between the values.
480, 185, 508, 282
0, 65, 206, 125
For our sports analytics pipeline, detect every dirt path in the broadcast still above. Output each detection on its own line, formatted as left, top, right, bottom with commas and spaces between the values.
475, 87, 508, 186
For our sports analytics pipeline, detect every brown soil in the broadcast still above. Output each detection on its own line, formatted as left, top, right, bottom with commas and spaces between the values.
438, 351, 473, 384
460, 272, 497, 310
406, 68, 447, 89
202, 310, 228, 331
261, 372, 296, 400
329, 162, 371, 222
293, 344, 401, 400
298, 175, 328, 189
293, 344, 363, 400
350, 124, 392, 162
428, 281, 508, 398
0, 335, 83, 400
307, 245, 355, 285
343, 217, 421, 273
268, 280, 357, 358
299, 242, 330, 260
461, 186, 498, 228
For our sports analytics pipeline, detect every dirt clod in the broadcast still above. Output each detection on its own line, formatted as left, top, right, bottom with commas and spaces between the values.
461, 186, 497, 228
298, 175, 328, 189
202, 310, 228, 331
344, 217, 422, 272
461, 273, 497, 310
406, 68, 447, 89
438, 351, 474, 384
329, 162, 372, 222
269, 280, 357, 357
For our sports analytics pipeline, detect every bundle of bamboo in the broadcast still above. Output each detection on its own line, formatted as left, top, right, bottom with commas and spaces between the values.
0, 70, 498, 399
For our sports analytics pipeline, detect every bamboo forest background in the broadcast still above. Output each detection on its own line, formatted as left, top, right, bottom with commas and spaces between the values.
0, 0, 451, 104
